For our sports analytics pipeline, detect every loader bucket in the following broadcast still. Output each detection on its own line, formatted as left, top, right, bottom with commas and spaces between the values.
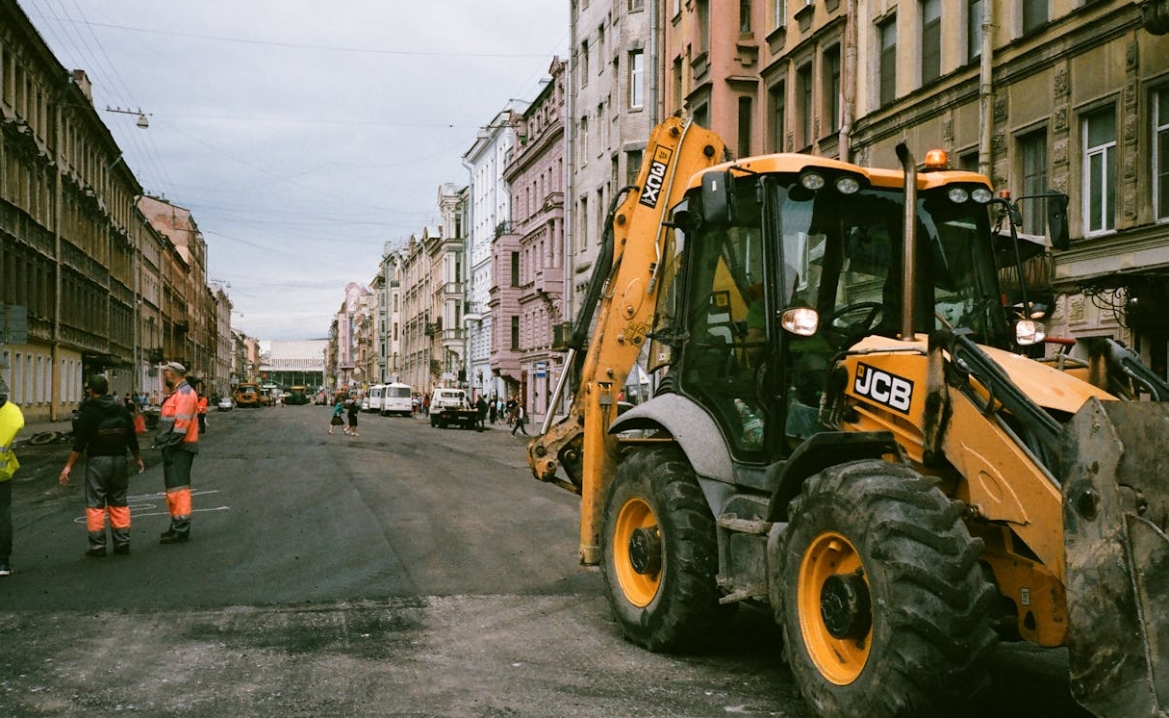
1061, 398, 1169, 717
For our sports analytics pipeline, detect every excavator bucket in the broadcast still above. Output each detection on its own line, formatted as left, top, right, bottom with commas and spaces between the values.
1062, 398, 1169, 717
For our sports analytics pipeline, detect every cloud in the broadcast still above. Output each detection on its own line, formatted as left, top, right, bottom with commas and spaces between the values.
24, 0, 567, 339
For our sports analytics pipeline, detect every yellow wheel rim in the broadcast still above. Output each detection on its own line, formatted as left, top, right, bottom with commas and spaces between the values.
797, 531, 872, 685
613, 496, 662, 608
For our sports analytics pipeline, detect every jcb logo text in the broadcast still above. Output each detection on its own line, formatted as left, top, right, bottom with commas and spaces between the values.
853, 363, 914, 414
638, 146, 673, 208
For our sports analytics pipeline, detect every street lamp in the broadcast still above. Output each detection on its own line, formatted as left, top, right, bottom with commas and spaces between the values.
105, 105, 151, 129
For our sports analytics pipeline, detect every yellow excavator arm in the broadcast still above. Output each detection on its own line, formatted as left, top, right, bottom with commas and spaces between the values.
526, 117, 726, 564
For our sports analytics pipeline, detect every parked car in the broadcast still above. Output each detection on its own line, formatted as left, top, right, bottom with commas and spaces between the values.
216, 397, 234, 412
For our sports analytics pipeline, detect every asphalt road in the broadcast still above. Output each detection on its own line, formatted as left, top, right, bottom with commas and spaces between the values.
0, 405, 1092, 718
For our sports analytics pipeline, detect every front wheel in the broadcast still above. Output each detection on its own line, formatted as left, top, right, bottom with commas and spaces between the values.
780, 460, 997, 718
600, 447, 729, 653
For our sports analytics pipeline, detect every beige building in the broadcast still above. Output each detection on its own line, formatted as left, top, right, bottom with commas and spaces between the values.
661, 0, 1169, 378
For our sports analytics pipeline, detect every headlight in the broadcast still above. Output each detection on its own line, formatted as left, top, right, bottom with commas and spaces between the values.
971, 187, 993, 204
1015, 319, 1047, 346
782, 308, 820, 336
834, 176, 861, 195
948, 187, 970, 204
800, 172, 826, 191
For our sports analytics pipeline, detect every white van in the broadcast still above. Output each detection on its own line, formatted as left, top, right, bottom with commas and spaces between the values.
366, 384, 386, 413
381, 382, 413, 417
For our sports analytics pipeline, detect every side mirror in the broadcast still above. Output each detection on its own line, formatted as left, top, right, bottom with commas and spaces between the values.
1047, 193, 1070, 251
700, 170, 736, 226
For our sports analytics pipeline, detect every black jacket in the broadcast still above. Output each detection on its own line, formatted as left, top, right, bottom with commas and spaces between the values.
72, 395, 139, 457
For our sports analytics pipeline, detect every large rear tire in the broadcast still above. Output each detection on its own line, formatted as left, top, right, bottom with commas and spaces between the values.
780, 459, 997, 718
600, 447, 729, 652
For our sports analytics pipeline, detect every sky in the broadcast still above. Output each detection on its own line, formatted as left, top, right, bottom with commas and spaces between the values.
20, 0, 568, 340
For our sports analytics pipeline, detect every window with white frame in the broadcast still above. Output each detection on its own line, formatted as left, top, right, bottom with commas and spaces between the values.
773, 0, 787, 28
629, 50, 644, 109
1156, 89, 1169, 221
1083, 107, 1116, 235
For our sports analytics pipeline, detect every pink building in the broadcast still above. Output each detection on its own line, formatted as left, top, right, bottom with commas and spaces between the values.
497, 58, 568, 419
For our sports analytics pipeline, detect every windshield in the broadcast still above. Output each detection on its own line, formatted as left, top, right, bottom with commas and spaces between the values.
667, 173, 1005, 459
778, 183, 1007, 346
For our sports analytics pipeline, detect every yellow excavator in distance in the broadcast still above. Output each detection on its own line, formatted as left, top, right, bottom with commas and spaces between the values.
527, 116, 1169, 718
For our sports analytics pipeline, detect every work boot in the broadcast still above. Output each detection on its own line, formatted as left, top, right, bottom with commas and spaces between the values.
84, 547, 106, 558
113, 543, 131, 555
159, 529, 190, 544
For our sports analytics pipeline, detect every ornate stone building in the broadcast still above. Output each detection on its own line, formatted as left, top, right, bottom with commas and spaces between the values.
661, 0, 1169, 378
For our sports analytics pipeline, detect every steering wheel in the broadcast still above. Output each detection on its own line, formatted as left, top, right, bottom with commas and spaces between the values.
822, 301, 884, 345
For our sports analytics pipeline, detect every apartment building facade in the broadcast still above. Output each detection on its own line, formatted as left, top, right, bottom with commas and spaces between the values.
661, 0, 1169, 378
502, 58, 569, 416
463, 104, 523, 402
568, 0, 657, 318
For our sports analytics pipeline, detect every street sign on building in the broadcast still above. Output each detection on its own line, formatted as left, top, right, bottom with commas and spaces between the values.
535, 361, 547, 378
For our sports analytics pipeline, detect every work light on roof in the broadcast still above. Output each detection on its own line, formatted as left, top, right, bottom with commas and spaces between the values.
800, 172, 826, 191
835, 176, 861, 195
971, 187, 994, 204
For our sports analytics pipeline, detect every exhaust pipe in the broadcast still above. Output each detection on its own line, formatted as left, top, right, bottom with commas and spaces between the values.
895, 142, 917, 342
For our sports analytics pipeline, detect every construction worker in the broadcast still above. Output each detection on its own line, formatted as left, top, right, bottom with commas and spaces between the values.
156, 361, 199, 544
0, 378, 25, 576
58, 375, 145, 557
193, 379, 209, 435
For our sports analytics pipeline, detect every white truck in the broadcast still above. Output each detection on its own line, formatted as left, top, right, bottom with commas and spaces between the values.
428, 388, 477, 429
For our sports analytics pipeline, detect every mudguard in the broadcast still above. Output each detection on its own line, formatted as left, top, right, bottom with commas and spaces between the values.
608, 393, 733, 482
1062, 398, 1169, 717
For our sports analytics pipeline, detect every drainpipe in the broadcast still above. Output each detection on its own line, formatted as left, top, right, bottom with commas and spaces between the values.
978, 0, 994, 177
839, 0, 858, 161
649, 0, 660, 126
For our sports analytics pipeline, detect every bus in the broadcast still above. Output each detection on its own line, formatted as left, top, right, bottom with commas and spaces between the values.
366, 384, 386, 413
381, 382, 413, 417
286, 385, 309, 405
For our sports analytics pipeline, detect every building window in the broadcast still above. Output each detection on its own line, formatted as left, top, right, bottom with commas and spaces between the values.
629, 0, 644, 11
773, 0, 787, 29
580, 115, 589, 165
627, 149, 643, 186
740, 0, 752, 34
823, 46, 841, 135
1083, 107, 1117, 235
738, 96, 753, 158
879, 15, 897, 106
580, 40, 589, 87
580, 196, 589, 252
1019, 130, 1048, 235
698, 0, 711, 53
797, 63, 813, 148
768, 81, 786, 152
629, 50, 644, 109
511, 316, 520, 351
1023, 0, 1047, 34
693, 103, 709, 130
967, 0, 983, 63
511, 251, 520, 287
1156, 90, 1169, 221
921, 0, 941, 85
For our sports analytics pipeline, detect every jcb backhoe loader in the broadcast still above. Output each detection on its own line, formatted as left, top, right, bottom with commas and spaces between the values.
527, 117, 1169, 718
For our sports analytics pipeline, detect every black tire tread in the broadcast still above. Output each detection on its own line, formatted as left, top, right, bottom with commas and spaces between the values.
782, 459, 997, 718
601, 446, 726, 653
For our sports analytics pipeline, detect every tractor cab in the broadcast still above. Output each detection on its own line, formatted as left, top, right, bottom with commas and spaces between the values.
651, 153, 1018, 464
